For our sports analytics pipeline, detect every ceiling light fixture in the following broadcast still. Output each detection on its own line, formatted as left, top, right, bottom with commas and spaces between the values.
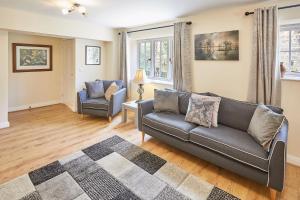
62, 3, 87, 16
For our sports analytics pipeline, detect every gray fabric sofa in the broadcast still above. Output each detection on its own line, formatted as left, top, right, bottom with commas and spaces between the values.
77, 80, 126, 120
137, 92, 288, 191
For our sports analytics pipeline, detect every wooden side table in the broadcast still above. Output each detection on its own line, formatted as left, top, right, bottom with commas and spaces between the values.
122, 100, 138, 127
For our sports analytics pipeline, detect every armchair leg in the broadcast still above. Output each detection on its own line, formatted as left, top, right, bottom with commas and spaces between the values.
108, 116, 112, 122
141, 131, 145, 143
269, 188, 278, 200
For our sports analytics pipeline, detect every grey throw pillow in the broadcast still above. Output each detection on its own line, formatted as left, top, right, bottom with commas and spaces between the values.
247, 104, 285, 152
85, 80, 105, 99
185, 96, 215, 128
154, 89, 179, 114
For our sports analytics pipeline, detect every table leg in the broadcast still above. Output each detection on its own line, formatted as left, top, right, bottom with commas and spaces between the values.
134, 110, 138, 128
122, 106, 127, 123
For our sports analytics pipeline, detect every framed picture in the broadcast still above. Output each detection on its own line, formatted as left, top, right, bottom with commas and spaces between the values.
195, 30, 239, 60
13, 43, 52, 72
85, 46, 101, 65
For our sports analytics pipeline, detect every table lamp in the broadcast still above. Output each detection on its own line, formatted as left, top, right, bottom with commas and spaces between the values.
133, 69, 147, 102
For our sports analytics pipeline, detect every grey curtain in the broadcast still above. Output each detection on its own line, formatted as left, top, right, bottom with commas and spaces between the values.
119, 32, 128, 91
248, 6, 281, 106
173, 22, 192, 92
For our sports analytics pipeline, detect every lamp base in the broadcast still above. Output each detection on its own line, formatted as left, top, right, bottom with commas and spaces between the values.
137, 84, 144, 102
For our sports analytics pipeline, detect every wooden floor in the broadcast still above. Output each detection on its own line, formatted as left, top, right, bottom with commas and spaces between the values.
0, 104, 299, 200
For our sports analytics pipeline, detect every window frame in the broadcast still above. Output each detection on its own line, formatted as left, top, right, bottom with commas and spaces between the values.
280, 24, 300, 76
137, 37, 173, 82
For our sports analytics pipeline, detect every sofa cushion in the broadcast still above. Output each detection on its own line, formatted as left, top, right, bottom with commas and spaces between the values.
143, 112, 197, 141
189, 125, 269, 172
82, 98, 109, 110
208, 93, 283, 131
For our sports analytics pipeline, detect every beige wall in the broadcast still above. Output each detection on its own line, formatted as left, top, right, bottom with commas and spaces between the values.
75, 38, 107, 92
8, 33, 64, 111
6, 33, 110, 113
0, 30, 9, 128
124, 0, 300, 164
61, 39, 76, 111
281, 80, 300, 164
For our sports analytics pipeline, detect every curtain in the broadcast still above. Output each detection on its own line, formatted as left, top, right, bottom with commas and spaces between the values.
119, 31, 129, 92
173, 22, 192, 92
248, 6, 281, 106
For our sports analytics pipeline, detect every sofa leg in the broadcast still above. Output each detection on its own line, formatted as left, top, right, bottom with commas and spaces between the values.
108, 116, 112, 122
141, 132, 145, 143
269, 188, 278, 200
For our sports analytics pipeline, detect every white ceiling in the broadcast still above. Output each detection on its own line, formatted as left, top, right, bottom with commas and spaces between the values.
0, 0, 264, 28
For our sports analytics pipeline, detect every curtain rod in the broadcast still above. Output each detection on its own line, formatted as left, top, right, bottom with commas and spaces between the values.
118, 21, 192, 35
245, 4, 300, 16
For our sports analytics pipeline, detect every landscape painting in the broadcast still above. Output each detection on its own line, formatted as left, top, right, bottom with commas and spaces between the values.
195, 30, 239, 60
13, 43, 52, 72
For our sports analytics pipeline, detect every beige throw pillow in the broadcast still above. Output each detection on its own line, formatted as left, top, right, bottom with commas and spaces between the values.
192, 94, 221, 127
247, 104, 285, 152
105, 82, 119, 101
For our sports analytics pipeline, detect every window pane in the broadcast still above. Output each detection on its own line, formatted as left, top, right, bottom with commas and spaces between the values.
291, 30, 300, 52
160, 40, 169, 79
280, 31, 289, 52
154, 41, 161, 78
145, 42, 151, 76
280, 51, 290, 71
139, 42, 145, 69
291, 52, 300, 72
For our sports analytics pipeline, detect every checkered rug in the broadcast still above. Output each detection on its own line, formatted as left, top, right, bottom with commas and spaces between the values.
0, 135, 239, 200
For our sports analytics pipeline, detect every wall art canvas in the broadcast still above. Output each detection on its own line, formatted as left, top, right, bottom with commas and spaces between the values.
13, 43, 52, 72
86, 46, 101, 65
195, 30, 239, 60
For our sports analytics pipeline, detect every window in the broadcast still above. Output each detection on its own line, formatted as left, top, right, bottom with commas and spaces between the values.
280, 24, 300, 75
138, 37, 173, 82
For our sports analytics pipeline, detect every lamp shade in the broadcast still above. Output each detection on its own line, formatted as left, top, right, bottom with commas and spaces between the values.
133, 69, 148, 84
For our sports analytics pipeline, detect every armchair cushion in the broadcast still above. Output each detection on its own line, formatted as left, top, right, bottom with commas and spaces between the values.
105, 82, 119, 101
82, 98, 109, 110
103, 80, 124, 92
85, 80, 105, 98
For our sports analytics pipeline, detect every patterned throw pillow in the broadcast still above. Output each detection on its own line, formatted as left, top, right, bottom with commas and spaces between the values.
105, 82, 119, 101
185, 96, 215, 128
191, 94, 221, 127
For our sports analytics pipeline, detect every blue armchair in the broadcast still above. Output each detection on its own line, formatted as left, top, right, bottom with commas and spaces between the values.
77, 80, 127, 121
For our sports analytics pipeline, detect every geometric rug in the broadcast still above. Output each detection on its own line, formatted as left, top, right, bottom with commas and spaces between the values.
0, 135, 240, 200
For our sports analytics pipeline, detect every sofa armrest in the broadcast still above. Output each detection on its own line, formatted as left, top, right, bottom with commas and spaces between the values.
268, 119, 288, 191
77, 89, 88, 114
137, 100, 154, 131
109, 88, 127, 117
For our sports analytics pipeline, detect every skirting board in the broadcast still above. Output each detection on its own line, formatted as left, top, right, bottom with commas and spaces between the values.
287, 154, 300, 166
0, 121, 10, 129
8, 100, 62, 112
